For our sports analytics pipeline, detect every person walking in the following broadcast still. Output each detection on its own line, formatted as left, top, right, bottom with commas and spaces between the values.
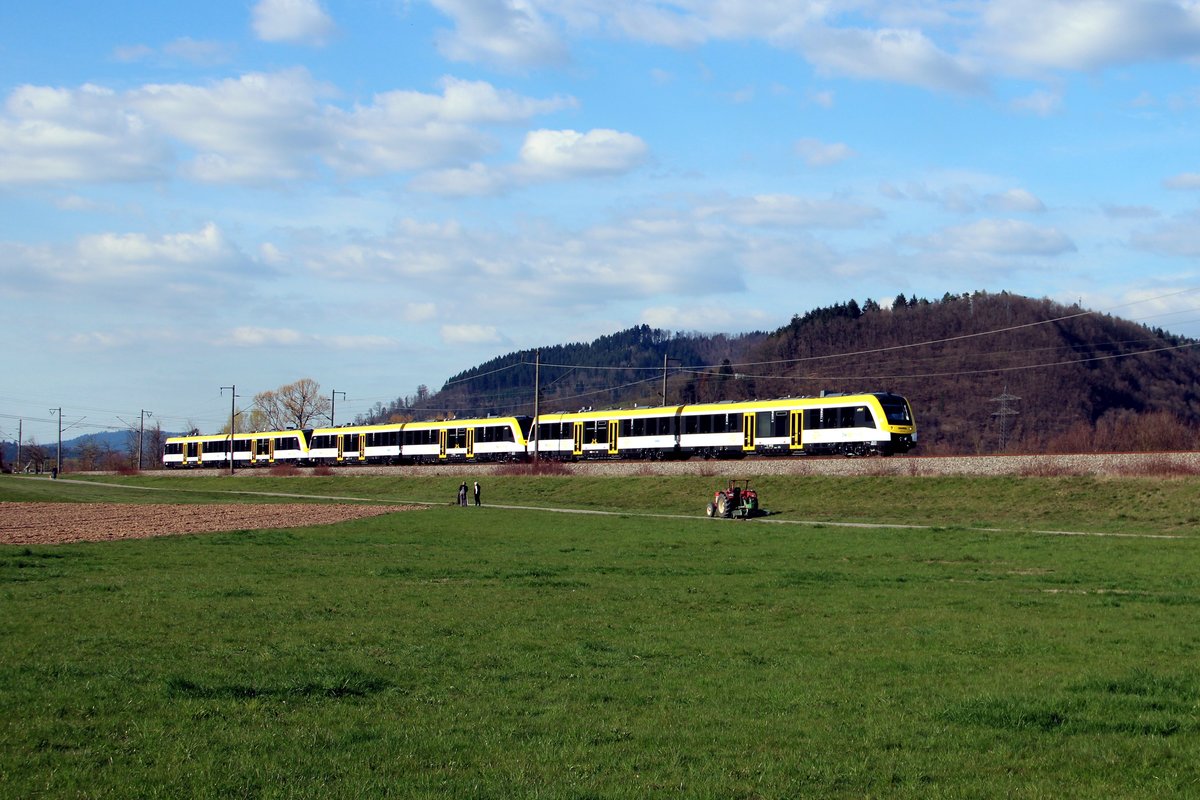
458, 481, 468, 507
473, 480, 481, 506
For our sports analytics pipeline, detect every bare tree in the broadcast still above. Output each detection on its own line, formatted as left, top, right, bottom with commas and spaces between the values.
145, 422, 167, 469
254, 378, 332, 430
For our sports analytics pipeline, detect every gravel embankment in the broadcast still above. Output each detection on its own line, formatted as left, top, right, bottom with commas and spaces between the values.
154, 451, 1200, 478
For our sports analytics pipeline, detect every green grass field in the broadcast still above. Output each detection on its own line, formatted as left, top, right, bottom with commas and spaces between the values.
3, 472, 1199, 798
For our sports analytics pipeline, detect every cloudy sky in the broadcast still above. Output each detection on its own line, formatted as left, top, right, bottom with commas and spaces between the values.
4, 0, 1200, 441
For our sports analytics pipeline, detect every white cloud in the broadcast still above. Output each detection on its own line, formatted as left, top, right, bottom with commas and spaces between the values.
409, 163, 510, 195
697, 194, 882, 229
977, 0, 1200, 72
1011, 88, 1062, 115
331, 77, 576, 177
252, 0, 336, 45
1164, 172, 1200, 190
224, 326, 306, 346
794, 137, 854, 167
640, 304, 772, 332
405, 303, 439, 323
916, 218, 1076, 256
983, 188, 1046, 213
886, 180, 1045, 215
441, 323, 504, 345
792, 25, 986, 94
0, 223, 249, 291
431, 0, 568, 70
0, 84, 169, 183
162, 37, 236, 65
0, 72, 577, 187
1131, 210, 1200, 256
516, 128, 649, 179
133, 68, 334, 183
1102, 204, 1160, 219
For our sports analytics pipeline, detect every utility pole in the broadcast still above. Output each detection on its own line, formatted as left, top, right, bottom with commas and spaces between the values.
139, 410, 153, 471
49, 407, 61, 475
662, 352, 668, 406
661, 355, 680, 406
330, 390, 346, 426
220, 386, 237, 476
989, 386, 1021, 452
17, 419, 22, 473
532, 349, 540, 462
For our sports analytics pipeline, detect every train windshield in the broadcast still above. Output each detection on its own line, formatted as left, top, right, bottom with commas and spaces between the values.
876, 395, 912, 424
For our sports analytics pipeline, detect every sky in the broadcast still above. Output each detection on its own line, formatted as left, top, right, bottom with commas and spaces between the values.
4, 0, 1200, 444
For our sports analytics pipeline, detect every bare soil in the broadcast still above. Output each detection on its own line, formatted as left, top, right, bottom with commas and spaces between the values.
0, 502, 423, 546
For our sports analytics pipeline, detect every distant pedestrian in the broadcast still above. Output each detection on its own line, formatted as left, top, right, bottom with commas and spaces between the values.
458, 481, 468, 507
473, 480, 481, 506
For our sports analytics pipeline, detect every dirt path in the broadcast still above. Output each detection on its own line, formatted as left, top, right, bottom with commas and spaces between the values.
0, 502, 422, 545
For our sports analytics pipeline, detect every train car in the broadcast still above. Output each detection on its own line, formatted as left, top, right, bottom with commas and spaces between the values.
306, 416, 532, 465
529, 393, 915, 460
163, 429, 310, 468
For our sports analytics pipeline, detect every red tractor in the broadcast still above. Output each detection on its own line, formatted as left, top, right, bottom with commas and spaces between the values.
705, 479, 762, 519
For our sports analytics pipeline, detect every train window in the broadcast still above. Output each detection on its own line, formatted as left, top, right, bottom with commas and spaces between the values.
854, 407, 874, 428
877, 396, 911, 424
632, 418, 644, 436
684, 416, 698, 434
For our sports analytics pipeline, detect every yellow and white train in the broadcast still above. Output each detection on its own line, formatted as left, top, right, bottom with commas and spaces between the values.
162, 392, 916, 468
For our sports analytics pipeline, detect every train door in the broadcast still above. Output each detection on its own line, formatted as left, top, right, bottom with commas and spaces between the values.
186, 441, 199, 465
742, 412, 756, 452
572, 421, 584, 456
466, 428, 475, 459
358, 434, 366, 462
608, 420, 619, 456
336, 434, 345, 463
790, 410, 804, 451
269, 437, 276, 464
439, 429, 448, 460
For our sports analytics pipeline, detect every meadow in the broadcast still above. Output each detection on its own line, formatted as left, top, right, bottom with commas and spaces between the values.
2, 471, 1199, 798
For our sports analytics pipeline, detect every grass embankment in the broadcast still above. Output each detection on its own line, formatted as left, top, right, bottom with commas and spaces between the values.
2, 473, 1200, 797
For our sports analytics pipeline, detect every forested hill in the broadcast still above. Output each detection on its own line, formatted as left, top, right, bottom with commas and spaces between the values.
359, 324, 766, 422
364, 291, 1200, 455
751, 292, 1200, 453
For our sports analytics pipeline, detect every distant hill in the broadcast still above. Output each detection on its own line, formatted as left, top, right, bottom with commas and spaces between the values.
361, 291, 1200, 455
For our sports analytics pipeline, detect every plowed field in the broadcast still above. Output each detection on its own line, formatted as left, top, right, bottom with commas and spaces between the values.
0, 502, 423, 545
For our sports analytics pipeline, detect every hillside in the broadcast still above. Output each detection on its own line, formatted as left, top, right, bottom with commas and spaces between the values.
363, 291, 1200, 455
360, 325, 767, 422
752, 292, 1200, 454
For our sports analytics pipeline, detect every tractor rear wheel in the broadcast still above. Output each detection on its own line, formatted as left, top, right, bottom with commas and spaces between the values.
716, 493, 731, 518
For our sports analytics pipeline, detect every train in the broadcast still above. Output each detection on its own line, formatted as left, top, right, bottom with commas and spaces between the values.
162, 392, 916, 468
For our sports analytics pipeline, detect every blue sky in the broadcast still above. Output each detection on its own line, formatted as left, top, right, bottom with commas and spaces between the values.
4, 0, 1200, 443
